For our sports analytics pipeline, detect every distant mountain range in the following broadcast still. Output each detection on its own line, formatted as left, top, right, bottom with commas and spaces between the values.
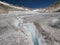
0, 1, 60, 14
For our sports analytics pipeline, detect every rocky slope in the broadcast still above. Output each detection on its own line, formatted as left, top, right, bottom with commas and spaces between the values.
44, 1, 60, 12
0, 1, 60, 13
0, 1, 30, 14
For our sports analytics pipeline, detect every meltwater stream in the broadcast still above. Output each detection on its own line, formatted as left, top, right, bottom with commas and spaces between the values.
13, 17, 39, 45
23, 23, 39, 45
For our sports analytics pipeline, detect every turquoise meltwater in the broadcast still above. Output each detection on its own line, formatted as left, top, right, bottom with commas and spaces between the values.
23, 23, 39, 45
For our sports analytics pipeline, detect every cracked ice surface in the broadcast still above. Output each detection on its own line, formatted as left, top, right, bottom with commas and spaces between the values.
0, 16, 34, 45
0, 15, 47, 45
1, 12, 59, 45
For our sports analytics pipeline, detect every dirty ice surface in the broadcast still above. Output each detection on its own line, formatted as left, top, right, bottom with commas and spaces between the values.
0, 15, 47, 45
0, 12, 60, 45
